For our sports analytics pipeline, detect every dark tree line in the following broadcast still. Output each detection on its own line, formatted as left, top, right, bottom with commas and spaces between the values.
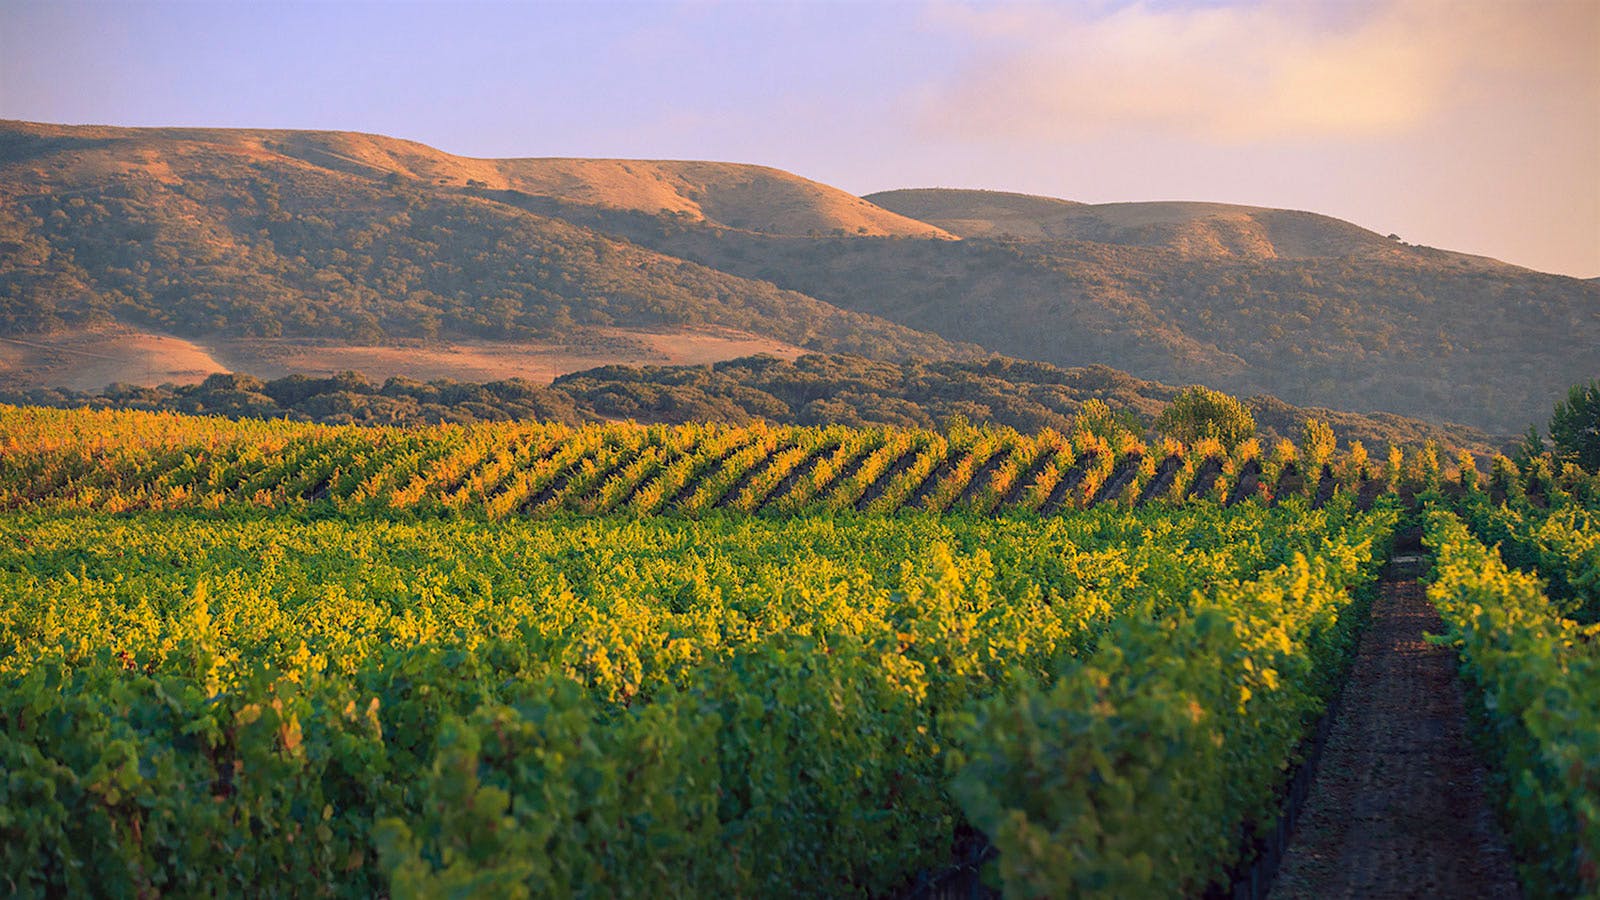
1, 352, 1499, 455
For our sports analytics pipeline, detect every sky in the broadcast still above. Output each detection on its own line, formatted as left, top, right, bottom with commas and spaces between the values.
1, 0, 1597, 278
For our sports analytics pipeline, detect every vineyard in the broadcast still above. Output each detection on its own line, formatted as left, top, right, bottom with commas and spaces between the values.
1, 405, 1567, 518
1, 405, 1596, 898
1425, 503, 1599, 897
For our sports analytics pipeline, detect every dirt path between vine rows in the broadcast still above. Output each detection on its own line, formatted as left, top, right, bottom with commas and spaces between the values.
1268, 555, 1522, 899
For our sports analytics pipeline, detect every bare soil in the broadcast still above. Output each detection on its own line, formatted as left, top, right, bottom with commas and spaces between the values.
1090, 452, 1143, 505
1269, 560, 1522, 899
1226, 458, 1263, 506
1137, 454, 1182, 504
1038, 452, 1095, 514
953, 445, 1011, 508
1188, 456, 1225, 501
855, 446, 921, 511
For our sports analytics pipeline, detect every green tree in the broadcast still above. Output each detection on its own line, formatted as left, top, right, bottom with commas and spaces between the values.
1154, 386, 1255, 449
1549, 379, 1600, 471
1408, 440, 1441, 491
1072, 399, 1113, 439
1300, 418, 1336, 469
1456, 450, 1479, 491
1489, 454, 1525, 502
1072, 398, 1139, 442
1385, 444, 1404, 491
1513, 424, 1546, 468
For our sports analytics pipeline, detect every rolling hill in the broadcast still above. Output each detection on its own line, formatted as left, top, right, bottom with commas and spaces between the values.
2, 119, 1595, 436
588, 191, 1596, 434
0, 120, 969, 360
214, 127, 953, 238
867, 189, 1413, 260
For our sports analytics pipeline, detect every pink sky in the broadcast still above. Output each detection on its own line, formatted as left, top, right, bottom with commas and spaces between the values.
3, 0, 1597, 277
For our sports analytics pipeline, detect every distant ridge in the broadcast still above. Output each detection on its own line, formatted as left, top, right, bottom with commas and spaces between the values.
867, 188, 1483, 263
863, 189, 1085, 242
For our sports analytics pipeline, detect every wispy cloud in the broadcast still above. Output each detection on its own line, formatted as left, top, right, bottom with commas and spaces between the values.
920, 0, 1599, 143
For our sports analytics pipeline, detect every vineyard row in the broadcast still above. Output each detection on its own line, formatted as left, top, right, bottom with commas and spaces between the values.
4, 406, 1562, 516
0, 501, 1388, 897
1424, 507, 1599, 897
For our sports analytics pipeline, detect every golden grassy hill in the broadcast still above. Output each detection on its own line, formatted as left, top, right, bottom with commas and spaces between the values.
0, 119, 971, 367
0, 323, 806, 392
866, 188, 1506, 264
488, 159, 954, 238
264, 127, 956, 237
604, 192, 1596, 435
860, 189, 1087, 242
1, 120, 949, 239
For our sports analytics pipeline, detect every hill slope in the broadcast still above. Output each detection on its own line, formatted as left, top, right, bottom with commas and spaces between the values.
584, 191, 1596, 434
0, 120, 967, 360
3, 121, 1595, 435
241, 127, 953, 237
488, 159, 953, 238
0, 322, 809, 392
867, 189, 1413, 260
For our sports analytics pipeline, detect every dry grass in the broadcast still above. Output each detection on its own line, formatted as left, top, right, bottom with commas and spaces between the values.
212, 327, 804, 384
493, 158, 955, 238
0, 120, 951, 239
867, 189, 1492, 263
0, 328, 227, 391
0, 325, 805, 392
